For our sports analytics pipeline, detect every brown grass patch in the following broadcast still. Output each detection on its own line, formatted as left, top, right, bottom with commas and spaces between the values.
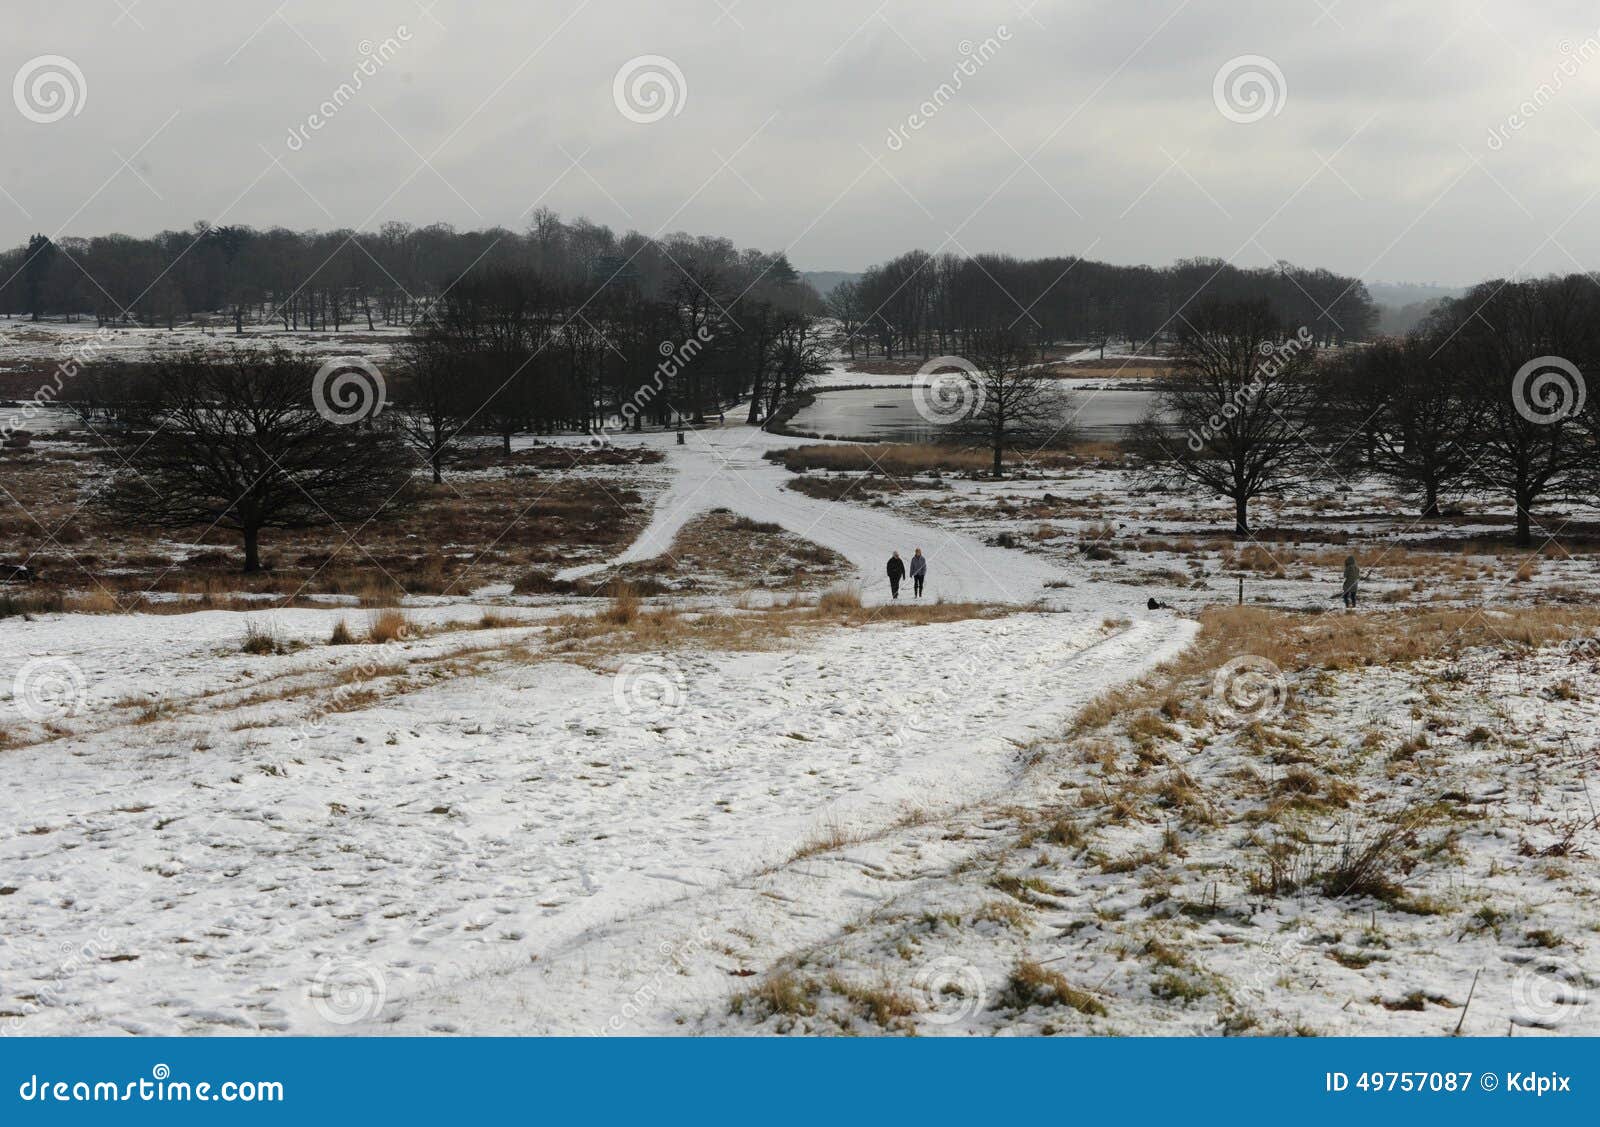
365, 609, 411, 644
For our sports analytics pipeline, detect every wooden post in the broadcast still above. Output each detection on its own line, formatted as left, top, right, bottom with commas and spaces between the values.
1237, 576, 1243, 606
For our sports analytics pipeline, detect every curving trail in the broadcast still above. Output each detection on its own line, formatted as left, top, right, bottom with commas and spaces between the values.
0, 423, 1200, 1036
560, 425, 1069, 605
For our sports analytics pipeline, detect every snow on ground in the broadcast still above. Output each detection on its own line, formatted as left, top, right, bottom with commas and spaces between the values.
0, 418, 1196, 1035
556, 426, 1073, 605
0, 602, 1190, 1034
695, 628, 1600, 1037
0, 319, 408, 369
9, 402, 1590, 1037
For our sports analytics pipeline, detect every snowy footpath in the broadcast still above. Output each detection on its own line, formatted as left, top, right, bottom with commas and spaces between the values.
559, 426, 1069, 605
0, 425, 1194, 1035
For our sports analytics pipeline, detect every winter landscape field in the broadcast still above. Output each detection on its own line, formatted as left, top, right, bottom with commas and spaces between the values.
3, 1, 1599, 1071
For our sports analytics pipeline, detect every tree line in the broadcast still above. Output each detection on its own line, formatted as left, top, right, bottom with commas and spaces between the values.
69, 275, 1593, 575
829, 252, 1378, 361
1135, 274, 1600, 546
2, 214, 1374, 355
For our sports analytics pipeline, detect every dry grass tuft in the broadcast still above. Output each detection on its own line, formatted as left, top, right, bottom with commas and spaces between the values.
997, 960, 1107, 1016
241, 619, 289, 655
816, 585, 863, 613
602, 581, 641, 625
366, 609, 410, 644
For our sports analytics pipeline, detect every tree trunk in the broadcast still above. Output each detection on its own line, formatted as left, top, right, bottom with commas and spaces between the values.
992, 439, 1003, 478
1234, 494, 1250, 538
1421, 484, 1439, 518
242, 526, 262, 573
431, 453, 443, 485
1515, 501, 1533, 547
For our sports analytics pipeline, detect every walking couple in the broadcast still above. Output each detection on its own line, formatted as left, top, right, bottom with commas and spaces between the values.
886, 549, 927, 599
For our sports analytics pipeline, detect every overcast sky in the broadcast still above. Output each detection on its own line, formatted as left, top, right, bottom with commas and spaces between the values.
5, 1, 1600, 285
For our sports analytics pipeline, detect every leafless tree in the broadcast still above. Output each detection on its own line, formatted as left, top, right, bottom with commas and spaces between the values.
1131, 300, 1320, 537
95, 350, 413, 572
1319, 336, 1481, 517
956, 327, 1073, 477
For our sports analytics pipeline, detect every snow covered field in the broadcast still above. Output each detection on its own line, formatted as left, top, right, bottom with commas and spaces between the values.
0, 420, 1195, 1035
3, 407, 1596, 1037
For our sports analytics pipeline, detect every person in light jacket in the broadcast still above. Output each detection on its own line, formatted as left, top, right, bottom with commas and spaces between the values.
909, 548, 927, 598
886, 551, 905, 599
1342, 553, 1360, 608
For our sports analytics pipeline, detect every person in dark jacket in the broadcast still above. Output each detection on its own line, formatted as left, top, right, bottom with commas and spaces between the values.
887, 551, 905, 599
909, 548, 927, 597
1342, 554, 1360, 608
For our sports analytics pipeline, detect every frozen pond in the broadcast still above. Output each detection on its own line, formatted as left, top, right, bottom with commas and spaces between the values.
785, 385, 1163, 442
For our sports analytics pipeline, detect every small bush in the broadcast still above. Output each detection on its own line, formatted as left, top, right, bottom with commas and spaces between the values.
329, 619, 356, 645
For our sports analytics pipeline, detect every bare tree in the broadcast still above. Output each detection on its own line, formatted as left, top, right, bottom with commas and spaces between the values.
1131, 300, 1319, 537
392, 337, 466, 484
96, 350, 413, 572
1435, 277, 1596, 547
1319, 336, 1480, 517
955, 327, 1072, 477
